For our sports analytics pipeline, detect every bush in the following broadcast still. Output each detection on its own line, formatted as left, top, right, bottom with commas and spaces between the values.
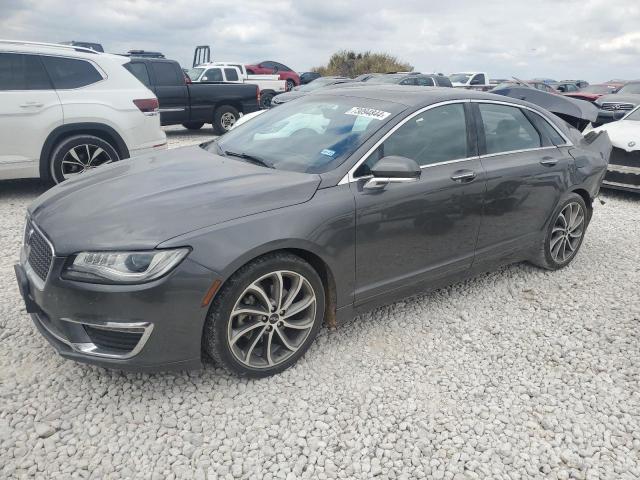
312, 50, 413, 78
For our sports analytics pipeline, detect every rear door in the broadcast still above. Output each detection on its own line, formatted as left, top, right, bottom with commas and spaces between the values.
147, 61, 188, 125
352, 101, 486, 304
0, 52, 62, 179
472, 101, 574, 269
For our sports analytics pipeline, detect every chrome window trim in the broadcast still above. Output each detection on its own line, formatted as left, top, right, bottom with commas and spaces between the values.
472, 99, 573, 148
339, 99, 471, 185
339, 97, 573, 185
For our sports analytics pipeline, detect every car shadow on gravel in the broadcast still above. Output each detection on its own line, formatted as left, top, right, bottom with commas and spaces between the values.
0, 179, 48, 199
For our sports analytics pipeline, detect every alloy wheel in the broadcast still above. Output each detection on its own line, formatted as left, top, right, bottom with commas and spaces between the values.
220, 112, 237, 130
550, 202, 585, 263
227, 270, 317, 369
61, 144, 113, 180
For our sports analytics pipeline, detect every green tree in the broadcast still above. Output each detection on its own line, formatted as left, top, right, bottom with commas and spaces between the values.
312, 50, 413, 78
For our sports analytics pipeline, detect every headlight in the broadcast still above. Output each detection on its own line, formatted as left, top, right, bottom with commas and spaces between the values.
62, 248, 189, 284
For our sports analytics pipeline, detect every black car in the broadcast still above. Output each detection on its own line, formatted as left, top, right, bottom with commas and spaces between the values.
124, 58, 260, 133
16, 86, 611, 377
59, 41, 104, 52
300, 72, 321, 84
367, 72, 453, 87
271, 76, 355, 106
594, 82, 640, 125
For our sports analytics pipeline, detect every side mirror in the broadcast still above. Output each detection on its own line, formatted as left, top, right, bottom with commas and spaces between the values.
364, 156, 421, 190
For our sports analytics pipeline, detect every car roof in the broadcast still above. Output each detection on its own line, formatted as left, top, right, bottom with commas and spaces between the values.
311, 84, 539, 108
0, 39, 127, 63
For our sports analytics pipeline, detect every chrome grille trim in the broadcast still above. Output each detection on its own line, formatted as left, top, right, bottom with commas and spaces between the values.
600, 102, 634, 111
24, 218, 55, 282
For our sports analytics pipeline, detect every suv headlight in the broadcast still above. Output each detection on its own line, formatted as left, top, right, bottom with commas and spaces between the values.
62, 248, 189, 284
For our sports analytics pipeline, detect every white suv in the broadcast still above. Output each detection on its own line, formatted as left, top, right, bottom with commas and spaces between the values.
0, 40, 167, 184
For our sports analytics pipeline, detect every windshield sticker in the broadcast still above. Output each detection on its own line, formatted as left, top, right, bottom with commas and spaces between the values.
321, 149, 336, 157
344, 107, 391, 121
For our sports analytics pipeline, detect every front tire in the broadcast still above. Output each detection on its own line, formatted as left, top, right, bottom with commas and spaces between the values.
213, 106, 240, 134
530, 193, 589, 270
203, 253, 325, 377
49, 135, 119, 184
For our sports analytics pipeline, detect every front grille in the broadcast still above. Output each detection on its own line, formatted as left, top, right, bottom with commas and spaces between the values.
600, 102, 634, 111
609, 147, 640, 168
83, 326, 143, 353
25, 219, 54, 281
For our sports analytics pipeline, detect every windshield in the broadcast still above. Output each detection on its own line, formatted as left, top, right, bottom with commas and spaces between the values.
617, 83, 640, 95
367, 75, 404, 84
580, 85, 614, 94
449, 74, 471, 83
210, 96, 404, 173
297, 78, 342, 92
187, 68, 204, 81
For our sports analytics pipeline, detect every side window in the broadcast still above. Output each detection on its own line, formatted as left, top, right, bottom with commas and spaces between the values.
261, 61, 276, 69
277, 63, 291, 72
479, 103, 542, 154
400, 77, 416, 85
0, 53, 51, 90
416, 77, 435, 86
471, 74, 485, 85
151, 62, 181, 86
355, 103, 468, 176
224, 68, 239, 81
527, 111, 566, 146
40, 56, 103, 89
124, 62, 151, 87
203, 68, 223, 82
436, 76, 452, 87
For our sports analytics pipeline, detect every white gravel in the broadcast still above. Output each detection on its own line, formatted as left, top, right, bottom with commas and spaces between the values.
1, 127, 639, 479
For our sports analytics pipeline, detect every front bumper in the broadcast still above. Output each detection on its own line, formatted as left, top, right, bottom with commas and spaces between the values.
602, 148, 640, 193
15, 253, 219, 372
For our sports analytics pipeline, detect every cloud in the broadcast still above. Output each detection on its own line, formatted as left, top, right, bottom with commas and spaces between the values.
1, 0, 639, 81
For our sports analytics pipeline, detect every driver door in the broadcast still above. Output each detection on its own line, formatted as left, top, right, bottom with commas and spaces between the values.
352, 102, 486, 304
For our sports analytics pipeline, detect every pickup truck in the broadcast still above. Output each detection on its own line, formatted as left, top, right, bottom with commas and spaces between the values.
449, 72, 492, 90
125, 58, 260, 133
187, 63, 286, 108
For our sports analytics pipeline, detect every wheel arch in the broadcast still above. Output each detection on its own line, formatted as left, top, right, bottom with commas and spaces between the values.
40, 123, 129, 179
215, 245, 339, 329
571, 187, 593, 220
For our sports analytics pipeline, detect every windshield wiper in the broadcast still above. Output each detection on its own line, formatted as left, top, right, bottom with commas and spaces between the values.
223, 150, 275, 169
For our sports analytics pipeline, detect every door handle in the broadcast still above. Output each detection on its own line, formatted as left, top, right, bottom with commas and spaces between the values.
20, 102, 44, 108
450, 170, 477, 183
540, 156, 558, 166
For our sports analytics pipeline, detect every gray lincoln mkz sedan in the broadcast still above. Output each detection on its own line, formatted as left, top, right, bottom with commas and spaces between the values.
15, 85, 611, 377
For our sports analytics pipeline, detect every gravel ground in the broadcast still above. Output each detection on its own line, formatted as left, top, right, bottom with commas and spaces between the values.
1, 128, 639, 479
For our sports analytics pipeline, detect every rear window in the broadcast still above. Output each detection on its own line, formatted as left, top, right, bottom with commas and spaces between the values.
0, 53, 52, 90
41, 56, 103, 89
224, 68, 239, 81
151, 62, 181, 86
124, 62, 151, 87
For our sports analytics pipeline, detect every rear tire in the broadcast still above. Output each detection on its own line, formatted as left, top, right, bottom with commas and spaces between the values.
530, 193, 589, 270
49, 135, 119, 184
203, 253, 325, 378
182, 122, 204, 130
212, 106, 240, 134
286, 79, 295, 91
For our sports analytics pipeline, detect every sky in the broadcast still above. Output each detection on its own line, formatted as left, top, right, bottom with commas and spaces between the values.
1, 0, 639, 82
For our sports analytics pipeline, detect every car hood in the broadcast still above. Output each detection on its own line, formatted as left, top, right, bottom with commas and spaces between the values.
29, 146, 321, 255
595, 94, 640, 106
273, 91, 305, 104
589, 120, 640, 152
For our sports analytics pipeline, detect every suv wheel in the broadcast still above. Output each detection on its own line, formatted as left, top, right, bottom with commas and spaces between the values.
286, 79, 295, 91
203, 253, 325, 377
213, 106, 240, 134
50, 135, 119, 184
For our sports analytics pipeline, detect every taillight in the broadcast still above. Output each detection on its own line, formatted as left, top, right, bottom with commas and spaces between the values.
133, 98, 159, 115
257, 86, 261, 106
